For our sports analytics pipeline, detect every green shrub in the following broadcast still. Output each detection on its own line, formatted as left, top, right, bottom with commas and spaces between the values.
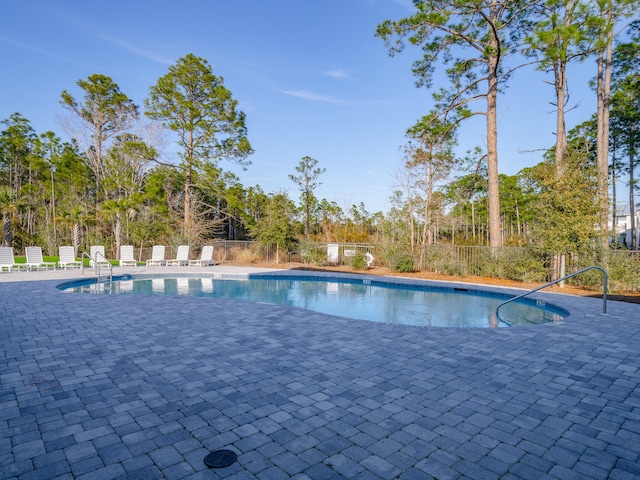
501, 248, 547, 283
349, 253, 368, 270
571, 252, 640, 292
471, 247, 547, 282
389, 252, 415, 272
421, 246, 458, 274
606, 253, 640, 292
298, 243, 327, 266
439, 261, 465, 277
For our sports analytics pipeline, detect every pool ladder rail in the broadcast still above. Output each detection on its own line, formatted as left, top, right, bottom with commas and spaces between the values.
80, 251, 113, 289
496, 266, 608, 324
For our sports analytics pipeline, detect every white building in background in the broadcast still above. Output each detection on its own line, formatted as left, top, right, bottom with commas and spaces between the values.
611, 203, 640, 248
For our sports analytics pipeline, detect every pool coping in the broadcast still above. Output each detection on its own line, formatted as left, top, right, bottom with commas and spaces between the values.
0, 264, 615, 325
55, 269, 573, 327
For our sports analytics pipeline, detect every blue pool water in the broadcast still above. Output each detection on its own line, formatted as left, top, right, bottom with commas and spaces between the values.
59, 275, 567, 328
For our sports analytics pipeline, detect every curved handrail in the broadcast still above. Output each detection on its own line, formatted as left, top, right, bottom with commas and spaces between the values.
80, 250, 113, 288
94, 251, 113, 287
496, 266, 608, 322
80, 251, 91, 276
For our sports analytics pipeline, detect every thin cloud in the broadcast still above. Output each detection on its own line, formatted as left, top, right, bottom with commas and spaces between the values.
48, 6, 173, 65
97, 34, 174, 65
281, 90, 347, 104
324, 68, 350, 80
0, 35, 96, 68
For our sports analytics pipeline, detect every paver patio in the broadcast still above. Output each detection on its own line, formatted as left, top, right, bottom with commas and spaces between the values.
1, 266, 639, 479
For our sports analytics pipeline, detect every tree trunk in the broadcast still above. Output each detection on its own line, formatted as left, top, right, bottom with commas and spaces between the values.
486, 53, 502, 249
73, 223, 81, 256
451, 217, 455, 245
184, 132, 194, 238
515, 198, 521, 244
630, 129, 637, 250
305, 197, 310, 241
555, 61, 568, 172
596, 27, 613, 253
553, 2, 578, 172
611, 139, 618, 236
2, 215, 11, 246
406, 184, 416, 253
51, 167, 56, 245
184, 167, 192, 237
471, 199, 476, 241
114, 213, 122, 259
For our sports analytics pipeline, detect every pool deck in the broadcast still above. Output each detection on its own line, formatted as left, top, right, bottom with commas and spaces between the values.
1, 266, 640, 479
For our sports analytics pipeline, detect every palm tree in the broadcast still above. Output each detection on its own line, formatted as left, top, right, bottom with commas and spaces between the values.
0, 186, 24, 246
100, 198, 135, 258
59, 205, 91, 256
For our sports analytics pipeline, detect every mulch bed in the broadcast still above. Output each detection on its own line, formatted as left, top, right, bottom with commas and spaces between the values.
237, 262, 640, 305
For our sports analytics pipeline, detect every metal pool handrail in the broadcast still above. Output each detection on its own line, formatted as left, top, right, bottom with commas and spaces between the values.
80, 250, 113, 287
496, 266, 608, 320
96, 251, 112, 287
80, 251, 91, 276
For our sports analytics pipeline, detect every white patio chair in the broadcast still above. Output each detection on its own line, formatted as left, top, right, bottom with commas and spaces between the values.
119, 245, 137, 267
89, 245, 110, 268
0, 246, 26, 272
166, 245, 190, 266
146, 245, 166, 266
58, 246, 81, 269
189, 246, 215, 267
25, 246, 56, 271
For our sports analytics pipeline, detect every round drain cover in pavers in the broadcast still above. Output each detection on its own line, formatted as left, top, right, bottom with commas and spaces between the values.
204, 449, 237, 468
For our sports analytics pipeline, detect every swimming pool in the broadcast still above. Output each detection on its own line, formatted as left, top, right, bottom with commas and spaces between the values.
58, 274, 568, 328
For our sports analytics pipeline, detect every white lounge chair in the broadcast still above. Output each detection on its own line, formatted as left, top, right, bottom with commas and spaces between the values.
166, 245, 189, 266
189, 246, 215, 267
25, 246, 56, 271
0, 246, 26, 272
89, 245, 110, 268
58, 246, 81, 269
119, 245, 137, 267
146, 245, 166, 266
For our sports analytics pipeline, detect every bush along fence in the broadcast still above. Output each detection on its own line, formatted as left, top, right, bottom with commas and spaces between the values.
212, 241, 636, 293
11, 241, 637, 292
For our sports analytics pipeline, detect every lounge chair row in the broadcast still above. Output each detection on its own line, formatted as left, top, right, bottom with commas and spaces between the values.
0, 245, 216, 272
1, 246, 56, 271
145, 245, 215, 267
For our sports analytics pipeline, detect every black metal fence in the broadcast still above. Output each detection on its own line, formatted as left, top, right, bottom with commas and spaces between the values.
37, 240, 638, 292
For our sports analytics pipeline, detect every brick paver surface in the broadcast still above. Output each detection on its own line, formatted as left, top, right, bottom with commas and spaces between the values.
1, 267, 639, 479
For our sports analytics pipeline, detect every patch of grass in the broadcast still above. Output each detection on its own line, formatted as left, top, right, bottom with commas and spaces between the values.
231, 247, 262, 264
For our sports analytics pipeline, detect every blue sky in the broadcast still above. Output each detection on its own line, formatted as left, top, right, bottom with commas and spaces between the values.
1, 0, 602, 213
